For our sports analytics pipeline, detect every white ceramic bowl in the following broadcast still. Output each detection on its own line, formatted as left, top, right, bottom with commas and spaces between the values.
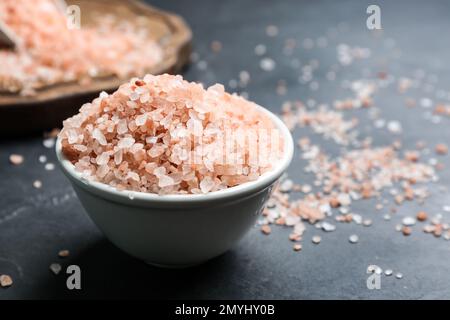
56, 106, 293, 268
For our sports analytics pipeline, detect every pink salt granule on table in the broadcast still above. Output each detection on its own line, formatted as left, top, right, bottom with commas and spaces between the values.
0, 0, 163, 95
60, 74, 284, 195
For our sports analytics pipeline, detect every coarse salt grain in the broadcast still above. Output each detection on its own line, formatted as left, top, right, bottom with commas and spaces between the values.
312, 235, 321, 244
43, 138, 55, 149
435, 143, 448, 155
58, 250, 70, 258
45, 163, 55, 171
33, 180, 42, 189
9, 154, 24, 165
49, 263, 62, 275
260, 58, 276, 71
261, 225, 272, 235
0, 275, 13, 288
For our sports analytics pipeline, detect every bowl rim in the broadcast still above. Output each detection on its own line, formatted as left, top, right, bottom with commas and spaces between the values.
56, 105, 294, 205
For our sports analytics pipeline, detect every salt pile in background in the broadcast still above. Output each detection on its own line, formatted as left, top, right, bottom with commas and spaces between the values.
0, 0, 163, 95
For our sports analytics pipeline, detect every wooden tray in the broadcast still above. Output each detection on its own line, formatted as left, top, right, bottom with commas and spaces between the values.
0, 0, 192, 136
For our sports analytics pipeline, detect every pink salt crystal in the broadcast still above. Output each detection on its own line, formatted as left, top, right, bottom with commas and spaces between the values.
92, 129, 107, 146
140, 93, 151, 103
96, 152, 110, 165
153, 167, 167, 177
118, 137, 135, 149
126, 101, 138, 109
127, 172, 140, 182
145, 162, 157, 174
148, 144, 165, 158
200, 176, 215, 193
97, 165, 110, 178
74, 145, 87, 152
135, 114, 147, 126
67, 129, 79, 144
60, 74, 283, 195
114, 150, 123, 165
158, 175, 175, 188
146, 136, 158, 144
117, 120, 128, 135
130, 92, 140, 101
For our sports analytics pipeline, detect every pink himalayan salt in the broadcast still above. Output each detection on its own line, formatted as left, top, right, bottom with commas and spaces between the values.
0, 0, 162, 96
60, 74, 283, 195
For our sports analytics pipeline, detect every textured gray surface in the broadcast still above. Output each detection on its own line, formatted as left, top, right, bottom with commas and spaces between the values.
1, 0, 450, 299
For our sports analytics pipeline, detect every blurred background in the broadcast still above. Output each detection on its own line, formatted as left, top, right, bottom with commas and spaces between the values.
1, 0, 450, 299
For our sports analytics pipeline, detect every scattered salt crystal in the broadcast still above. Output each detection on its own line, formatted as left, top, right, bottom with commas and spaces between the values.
312, 235, 321, 244
43, 138, 55, 148
420, 98, 433, 108
254, 44, 267, 56
0, 275, 13, 288
45, 163, 55, 171
279, 179, 294, 192
294, 222, 306, 235
38, 155, 47, 163
301, 184, 312, 193
321, 222, 336, 232
402, 216, 416, 226
58, 250, 70, 258
228, 79, 238, 89
239, 71, 251, 86
265, 25, 279, 37
197, 60, 208, 70
9, 154, 24, 165
49, 263, 62, 275
387, 121, 402, 134
337, 193, 351, 206
349, 234, 359, 243
33, 180, 42, 189
352, 214, 362, 224
260, 58, 276, 71
261, 225, 271, 235
384, 269, 393, 276
367, 265, 382, 274
285, 215, 301, 226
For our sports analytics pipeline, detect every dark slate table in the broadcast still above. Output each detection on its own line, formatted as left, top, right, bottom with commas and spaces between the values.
1, 0, 450, 299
